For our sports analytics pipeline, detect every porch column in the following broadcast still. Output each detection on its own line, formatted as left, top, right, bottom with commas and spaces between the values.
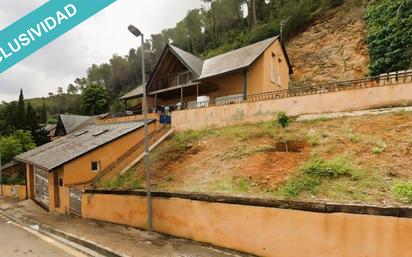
243, 69, 248, 101
196, 83, 199, 98
123, 100, 127, 115
154, 94, 157, 113
180, 87, 184, 110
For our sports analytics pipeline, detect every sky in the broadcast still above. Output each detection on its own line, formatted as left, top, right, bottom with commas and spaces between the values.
0, 0, 203, 102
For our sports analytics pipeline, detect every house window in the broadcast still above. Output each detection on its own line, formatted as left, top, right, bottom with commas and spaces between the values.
270, 53, 276, 83
271, 53, 283, 86
277, 58, 282, 85
91, 161, 100, 172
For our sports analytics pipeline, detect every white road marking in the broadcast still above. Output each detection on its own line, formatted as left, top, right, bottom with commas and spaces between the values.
1, 217, 88, 257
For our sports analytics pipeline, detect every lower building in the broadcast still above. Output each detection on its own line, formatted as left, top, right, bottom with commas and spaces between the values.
15, 118, 158, 213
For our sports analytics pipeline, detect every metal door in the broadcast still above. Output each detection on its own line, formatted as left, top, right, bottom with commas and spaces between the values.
69, 187, 82, 216
33, 167, 49, 209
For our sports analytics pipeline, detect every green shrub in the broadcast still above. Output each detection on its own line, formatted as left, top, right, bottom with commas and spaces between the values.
277, 174, 321, 198
277, 112, 290, 129
277, 156, 362, 198
393, 181, 412, 203
302, 156, 359, 179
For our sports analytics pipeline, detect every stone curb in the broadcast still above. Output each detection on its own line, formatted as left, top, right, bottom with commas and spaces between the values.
0, 209, 129, 257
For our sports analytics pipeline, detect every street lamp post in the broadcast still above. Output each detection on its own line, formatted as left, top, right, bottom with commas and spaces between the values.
0, 153, 2, 196
128, 25, 153, 235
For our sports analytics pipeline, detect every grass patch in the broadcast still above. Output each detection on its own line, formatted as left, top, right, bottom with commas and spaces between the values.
346, 132, 360, 143
370, 140, 386, 154
213, 176, 252, 193
302, 156, 361, 179
306, 129, 331, 147
100, 173, 143, 190
222, 144, 275, 160
277, 174, 321, 198
277, 155, 362, 198
393, 181, 412, 203
371, 146, 385, 154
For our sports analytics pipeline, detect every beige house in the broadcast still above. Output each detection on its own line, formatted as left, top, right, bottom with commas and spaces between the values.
120, 35, 292, 114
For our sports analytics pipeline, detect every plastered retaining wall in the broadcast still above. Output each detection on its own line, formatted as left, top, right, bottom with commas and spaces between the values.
0, 185, 27, 200
172, 82, 412, 130
82, 190, 412, 257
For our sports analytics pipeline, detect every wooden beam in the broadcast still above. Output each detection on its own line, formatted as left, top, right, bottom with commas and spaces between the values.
180, 87, 184, 110
148, 81, 198, 95
243, 69, 248, 100
154, 94, 157, 113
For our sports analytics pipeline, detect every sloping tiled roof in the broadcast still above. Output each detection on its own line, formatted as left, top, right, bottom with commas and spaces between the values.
169, 45, 204, 77
198, 36, 280, 80
59, 114, 94, 134
15, 121, 152, 171
119, 86, 144, 100
1, 161, 19, 170
44, 124, 57, 132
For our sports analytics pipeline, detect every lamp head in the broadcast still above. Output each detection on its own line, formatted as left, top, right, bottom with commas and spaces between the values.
128, 25, 142, 37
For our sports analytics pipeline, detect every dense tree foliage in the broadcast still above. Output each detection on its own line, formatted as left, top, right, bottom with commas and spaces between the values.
0, 130, 35, 164
365, 0, 412, 75
80, 83, 110, 115
0, 90, 49, 147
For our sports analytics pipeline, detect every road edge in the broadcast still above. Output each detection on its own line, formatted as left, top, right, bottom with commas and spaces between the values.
0, 209, 129, 257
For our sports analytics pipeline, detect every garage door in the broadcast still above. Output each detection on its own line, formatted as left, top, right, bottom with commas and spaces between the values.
34, 167, 49, 209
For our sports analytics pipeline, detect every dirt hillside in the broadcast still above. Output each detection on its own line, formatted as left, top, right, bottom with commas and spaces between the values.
98, 110, 412, 206
286, 0, 369, 84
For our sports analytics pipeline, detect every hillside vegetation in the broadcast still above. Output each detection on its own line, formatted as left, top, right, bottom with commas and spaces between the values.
99, 110, 412, 206
4, 0, 410, 117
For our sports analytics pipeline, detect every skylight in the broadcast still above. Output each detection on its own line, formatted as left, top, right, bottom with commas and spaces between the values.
92, 129, 109, 137
74, 131, 88, 137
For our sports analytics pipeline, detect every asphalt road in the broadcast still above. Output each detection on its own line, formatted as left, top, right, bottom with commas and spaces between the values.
0, 213, 83, 257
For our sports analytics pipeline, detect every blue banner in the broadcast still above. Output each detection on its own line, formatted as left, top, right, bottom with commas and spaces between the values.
0, 0, 116, 73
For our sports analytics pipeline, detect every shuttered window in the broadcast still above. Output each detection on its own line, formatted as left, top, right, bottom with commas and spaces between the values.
277, 58, 282, 85
270, 53, 276, 83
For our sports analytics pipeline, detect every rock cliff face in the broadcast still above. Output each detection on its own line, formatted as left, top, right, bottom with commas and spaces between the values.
286, 0, 369, 85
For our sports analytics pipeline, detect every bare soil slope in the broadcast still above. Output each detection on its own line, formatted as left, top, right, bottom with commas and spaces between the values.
99, 110, 412, 206
286, 0, 369, 84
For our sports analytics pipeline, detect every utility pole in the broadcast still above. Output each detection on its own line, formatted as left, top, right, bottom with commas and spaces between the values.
128, 25, 153, 236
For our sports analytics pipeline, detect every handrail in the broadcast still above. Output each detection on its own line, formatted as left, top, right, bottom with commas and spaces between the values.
151, 71, 193, 92
67, 125, 171, 187
184, 70, 412, 110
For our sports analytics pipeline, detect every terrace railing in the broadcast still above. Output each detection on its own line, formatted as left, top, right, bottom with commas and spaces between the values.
151, 71, 193, 92
185, 70, 412, 110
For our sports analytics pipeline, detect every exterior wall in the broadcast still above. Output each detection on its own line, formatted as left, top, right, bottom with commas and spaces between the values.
62, 122, 157, 186
205, 72, 244, 98
0, 185, 26, 200
82, 193, 412, 257
172, 82, 412, 131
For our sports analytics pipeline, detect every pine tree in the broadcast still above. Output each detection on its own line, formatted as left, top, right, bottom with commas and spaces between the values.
40, 101, 48, 124
25, 102, 50, 146
15, 89, 25, 129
